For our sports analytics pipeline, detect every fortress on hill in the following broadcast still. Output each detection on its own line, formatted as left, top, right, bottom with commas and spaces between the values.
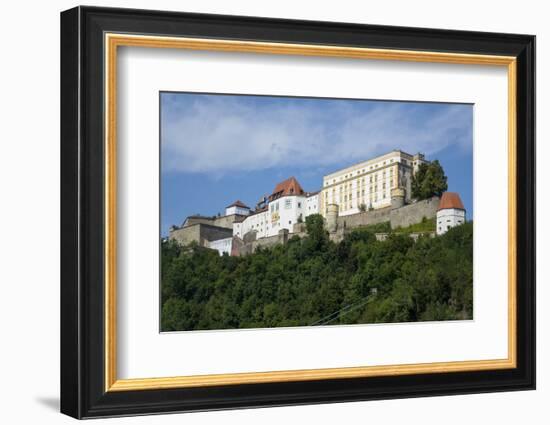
169, 150, 466, 256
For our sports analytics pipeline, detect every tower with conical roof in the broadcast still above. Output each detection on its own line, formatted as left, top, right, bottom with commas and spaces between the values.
436, 192, 466, 235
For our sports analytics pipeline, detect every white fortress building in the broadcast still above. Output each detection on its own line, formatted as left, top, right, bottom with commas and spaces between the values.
169, 149, 467, 255
436, 192, 466, 235
320, 150, 427, 217
232, 177, 320, 240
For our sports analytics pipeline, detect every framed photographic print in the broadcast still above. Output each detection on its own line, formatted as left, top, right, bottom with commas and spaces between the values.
60, 6, 536, 419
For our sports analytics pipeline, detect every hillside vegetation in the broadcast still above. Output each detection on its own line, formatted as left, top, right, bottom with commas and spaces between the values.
161, 214, 473, 331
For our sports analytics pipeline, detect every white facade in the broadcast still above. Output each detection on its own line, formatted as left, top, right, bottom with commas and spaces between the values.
238, 209, 270, 239
436, 208, 466, 235
233, 192, 320, 240
272, 195, 304, 236
207, 237, 233, 255
320, 150, 426, 217
305, 192, 320, 216
225, 205, 250, 216
233, 221, 243, 239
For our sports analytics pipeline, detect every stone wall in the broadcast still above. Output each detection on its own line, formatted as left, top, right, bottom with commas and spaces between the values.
233, 229, 307, 256
337, 206, 392, 230
183, 214, 244, 230
389, 197, 439, 229
213, 214, 243, 229
172, 197, 440, 254
169, 223, 233, 246
170, 224, 201, 246
375, 231, 436, 241
330, 196, 439, 232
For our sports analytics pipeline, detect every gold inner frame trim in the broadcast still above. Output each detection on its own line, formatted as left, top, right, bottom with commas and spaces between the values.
104, 33, 518, 392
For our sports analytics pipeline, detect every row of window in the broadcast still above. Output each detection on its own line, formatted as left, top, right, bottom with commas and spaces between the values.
324, 157, 414, 186
240, 216, 304, 236
329, 171, 395, 193
326, 187, 391, 202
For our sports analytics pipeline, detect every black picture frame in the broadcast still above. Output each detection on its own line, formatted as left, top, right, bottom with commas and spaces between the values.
61, 5, 536, 419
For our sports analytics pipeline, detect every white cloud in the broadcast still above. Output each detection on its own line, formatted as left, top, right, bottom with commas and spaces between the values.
161, 95, 472, 175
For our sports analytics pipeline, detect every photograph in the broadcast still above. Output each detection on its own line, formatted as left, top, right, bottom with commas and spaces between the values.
160, 92, 474, 332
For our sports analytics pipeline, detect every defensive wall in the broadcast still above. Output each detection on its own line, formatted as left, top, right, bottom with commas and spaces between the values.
170, 223, 233, 247
170, 196, 440, 255
334, 196, 439, 231
183, 213, 244, 230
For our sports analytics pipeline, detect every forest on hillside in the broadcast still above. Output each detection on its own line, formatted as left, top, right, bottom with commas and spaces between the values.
160, 215, 473, 332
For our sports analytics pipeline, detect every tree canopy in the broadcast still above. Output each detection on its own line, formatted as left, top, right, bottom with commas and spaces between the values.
411, 160, 448, 200
161, 214, 472, 331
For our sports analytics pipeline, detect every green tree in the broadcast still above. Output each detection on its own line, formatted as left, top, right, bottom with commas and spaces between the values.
303, 214, 328, 252
411, 160, 448, 200
160, 218, 473, 331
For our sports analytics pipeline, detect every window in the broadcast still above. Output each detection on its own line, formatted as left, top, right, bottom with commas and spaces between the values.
289, 220, 292, 225
298, 202, 301, 208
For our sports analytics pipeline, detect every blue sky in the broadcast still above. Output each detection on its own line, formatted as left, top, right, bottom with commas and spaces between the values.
161, 92, 473, 236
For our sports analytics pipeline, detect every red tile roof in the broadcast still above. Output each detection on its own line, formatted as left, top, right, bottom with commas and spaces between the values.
226, 200, 250, 209
269, 177, 304, 201
438, 192, 465, 211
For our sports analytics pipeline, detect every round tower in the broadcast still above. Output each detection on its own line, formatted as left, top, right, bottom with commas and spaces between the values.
391, 187, 406, 209
326, 203, 339, 233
